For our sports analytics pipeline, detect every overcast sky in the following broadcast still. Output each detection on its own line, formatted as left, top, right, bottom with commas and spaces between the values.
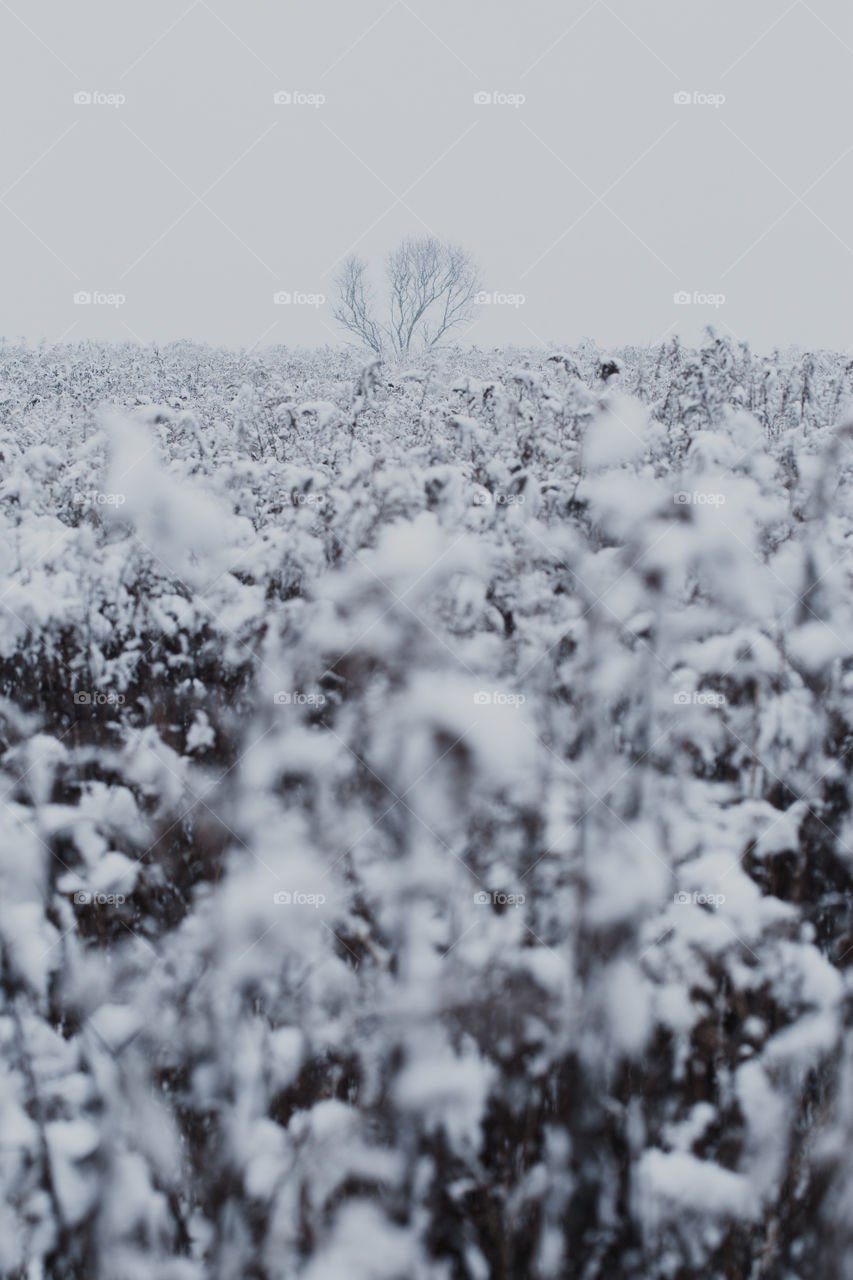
1, 0, 850, 354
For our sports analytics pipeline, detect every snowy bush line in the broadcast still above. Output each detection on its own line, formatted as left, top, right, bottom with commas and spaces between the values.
1, 333, 853, 1277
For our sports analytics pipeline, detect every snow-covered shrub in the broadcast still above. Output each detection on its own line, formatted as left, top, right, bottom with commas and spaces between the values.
0, 334, 852, 1277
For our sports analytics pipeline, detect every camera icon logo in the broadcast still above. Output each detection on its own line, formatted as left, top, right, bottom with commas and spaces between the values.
273, 291, 291, 305
473, 891, 491, 905
73, 290, 92, 305
74, 691, 91, 704
273, 891, 292, 904
274, 691, 292, 704
74, 891, 93, 904
673, 890, 692, 905
673, 290, 692, 305
673, 691, 691, 705
673, 91, 692, 106
73, 90, 93, 105
473, 691, 492, 705
673, 491, 691, 505
474, 291, 491, 305
273, 91, 292, 105
473, 91, 492, 105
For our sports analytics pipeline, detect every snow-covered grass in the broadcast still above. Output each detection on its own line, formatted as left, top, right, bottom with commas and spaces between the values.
1, 334, 853, 1277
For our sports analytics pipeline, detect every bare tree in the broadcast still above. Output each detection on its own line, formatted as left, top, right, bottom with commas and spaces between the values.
333, 236, 481, 358
332, 256, 384, 355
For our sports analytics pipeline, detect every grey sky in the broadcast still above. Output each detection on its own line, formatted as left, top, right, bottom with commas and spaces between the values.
2, 0, 850, 354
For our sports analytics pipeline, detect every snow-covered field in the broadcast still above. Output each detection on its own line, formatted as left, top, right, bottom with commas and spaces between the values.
2, 335, 853, 1277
